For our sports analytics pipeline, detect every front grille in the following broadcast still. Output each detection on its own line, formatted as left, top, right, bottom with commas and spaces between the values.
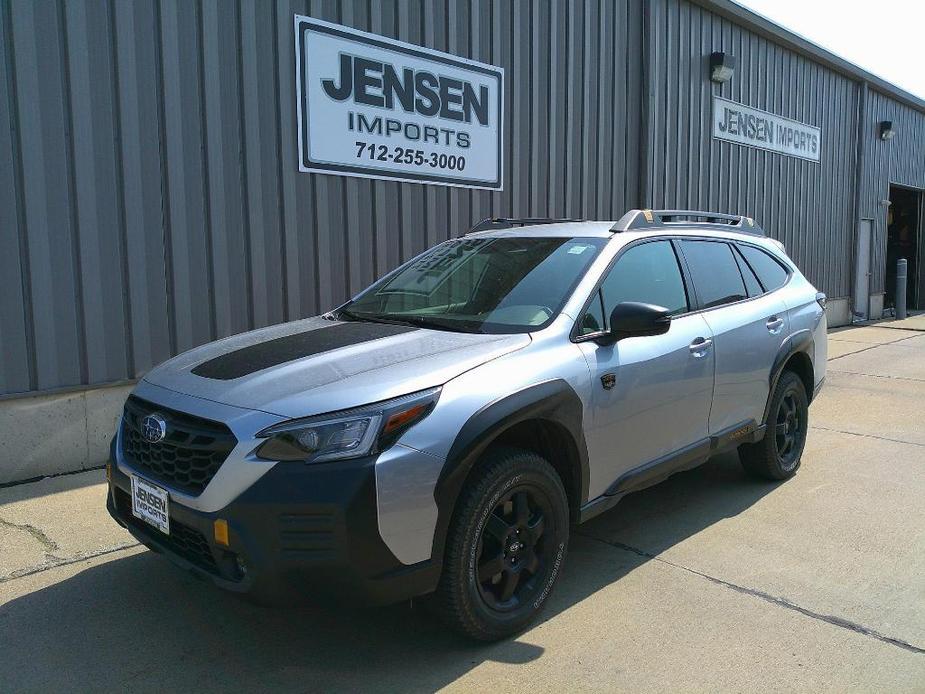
114, 488, 218, 574
121, 396, 237, 496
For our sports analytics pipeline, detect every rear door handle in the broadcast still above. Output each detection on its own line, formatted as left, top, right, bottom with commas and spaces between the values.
689, 337, 712, 357
766, 317, 784, 334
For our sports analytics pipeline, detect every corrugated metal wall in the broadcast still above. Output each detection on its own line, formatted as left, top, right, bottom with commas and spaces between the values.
0, 0, 644, 397
648, 0, 859, 299
860, 89, 925, 293
2, 0, 924, 398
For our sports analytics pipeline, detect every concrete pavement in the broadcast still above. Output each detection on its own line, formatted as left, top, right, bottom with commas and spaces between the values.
1, 322, 923, 692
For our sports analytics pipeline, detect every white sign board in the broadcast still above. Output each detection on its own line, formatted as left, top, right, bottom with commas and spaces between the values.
712, 96, 821, 163
295, 16, 504, 189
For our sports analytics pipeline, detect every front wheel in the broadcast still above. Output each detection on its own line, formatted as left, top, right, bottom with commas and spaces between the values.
434, 447, 569, 641
739, 370, 809, 480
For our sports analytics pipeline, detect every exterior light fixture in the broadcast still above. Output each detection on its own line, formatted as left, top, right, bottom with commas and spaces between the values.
879, 121, 896, 140
710, 52, 736, 83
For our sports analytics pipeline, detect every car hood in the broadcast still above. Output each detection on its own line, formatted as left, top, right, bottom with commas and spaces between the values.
143, 317, 530, 419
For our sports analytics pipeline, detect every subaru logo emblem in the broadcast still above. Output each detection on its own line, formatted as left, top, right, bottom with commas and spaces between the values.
141, 414, 167, 444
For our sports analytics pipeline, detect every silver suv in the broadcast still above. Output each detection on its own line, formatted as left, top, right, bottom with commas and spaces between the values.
107, 209, 827, 640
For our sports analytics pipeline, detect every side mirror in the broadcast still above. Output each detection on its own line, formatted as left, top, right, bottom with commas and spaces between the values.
601, 302, 672, 343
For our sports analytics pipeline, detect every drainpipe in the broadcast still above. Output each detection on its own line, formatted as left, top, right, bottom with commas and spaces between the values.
851, 81, 868, 321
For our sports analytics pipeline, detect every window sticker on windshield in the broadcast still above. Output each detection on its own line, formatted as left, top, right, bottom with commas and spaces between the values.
568, 244, 590, 254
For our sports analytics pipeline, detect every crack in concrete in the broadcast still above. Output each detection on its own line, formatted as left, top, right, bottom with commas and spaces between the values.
809, 425, 925, 448
869, 324, 925, 333
0, 465, 105, 490
826, 330, 922, 362
576, 532, 925, 656
0, 516, 60, 552
826, 369, 925, 383
0, 542, 141, 584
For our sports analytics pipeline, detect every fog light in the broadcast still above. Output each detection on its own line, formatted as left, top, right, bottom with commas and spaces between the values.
213, 518, 230, 546
235, 555, 248, 577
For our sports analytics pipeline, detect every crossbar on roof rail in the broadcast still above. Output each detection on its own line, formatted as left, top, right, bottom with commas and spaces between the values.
611, 209, 764, 236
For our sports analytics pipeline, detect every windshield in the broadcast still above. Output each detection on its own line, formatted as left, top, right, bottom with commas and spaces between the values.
342, 236, 606, 333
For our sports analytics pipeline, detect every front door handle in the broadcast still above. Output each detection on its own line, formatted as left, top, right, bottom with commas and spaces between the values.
689, 337, 712, 357
766, 316, 784, 334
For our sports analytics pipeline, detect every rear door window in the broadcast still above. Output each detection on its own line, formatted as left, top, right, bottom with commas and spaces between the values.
738, 244, 790, 292
678, 240, 748, 309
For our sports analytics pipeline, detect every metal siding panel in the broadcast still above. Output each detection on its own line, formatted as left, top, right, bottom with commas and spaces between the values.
580, 0, 599, 215
395, 0, 425, 265
276, 0, 308, 321
113, 0, 172, 377
11, 0, 84, 390
65, 0, 130, 384
0, 0, 746, 395
240, 0, 285, 328
202, 0, 250, 338
0, 1, 32, 394
649, 0, 861, 300
423, 1, 451, 245
531, 0, 551, 217
595, 0, 614, 219
342, 0, 373, 296
510, 0, 529, 216
564, 0, 583, 216
548, 0, 567, 214
469, 0, 493, 226
355, 0, 387, 293
448, 0, 472, 234
160, 0, 211, 353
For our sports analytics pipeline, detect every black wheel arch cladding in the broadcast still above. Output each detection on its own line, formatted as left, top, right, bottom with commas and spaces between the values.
430, 379, 589, 565
764, 329, 814, 425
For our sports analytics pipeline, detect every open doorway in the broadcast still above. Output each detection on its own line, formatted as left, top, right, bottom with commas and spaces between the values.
885, 185, 921, 311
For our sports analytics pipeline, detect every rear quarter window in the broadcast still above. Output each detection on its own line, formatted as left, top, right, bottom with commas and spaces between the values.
738, 244, 790, 292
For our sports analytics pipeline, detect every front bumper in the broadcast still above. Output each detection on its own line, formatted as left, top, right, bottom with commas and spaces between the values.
107, 445, 440, 606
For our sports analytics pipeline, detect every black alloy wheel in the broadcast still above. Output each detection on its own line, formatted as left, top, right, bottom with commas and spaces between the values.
739, 369, 809, 480
476, 488, 550, 611
433, 447, 569, 641
774, 390, 803, 470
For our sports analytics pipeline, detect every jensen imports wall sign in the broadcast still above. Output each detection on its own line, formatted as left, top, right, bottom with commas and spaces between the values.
294, 16, 504, 189
712, 96, 821, 163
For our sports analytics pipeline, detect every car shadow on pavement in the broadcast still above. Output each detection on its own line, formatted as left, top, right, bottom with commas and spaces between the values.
0, 451, 778, 692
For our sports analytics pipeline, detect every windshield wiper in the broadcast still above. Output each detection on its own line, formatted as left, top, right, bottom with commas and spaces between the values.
335, 307, 402, 326
337, 307, 482, 333
380, 314, 483, 334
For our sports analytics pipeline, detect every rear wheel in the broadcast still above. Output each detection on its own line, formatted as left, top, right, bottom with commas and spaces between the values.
739, 370, 808, 480
434, 447, 569, 641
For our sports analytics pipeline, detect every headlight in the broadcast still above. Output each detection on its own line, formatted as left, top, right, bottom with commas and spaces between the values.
254, 387, 441, 463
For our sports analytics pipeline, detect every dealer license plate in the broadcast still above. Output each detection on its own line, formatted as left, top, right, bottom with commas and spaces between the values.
131, 475, 170, 535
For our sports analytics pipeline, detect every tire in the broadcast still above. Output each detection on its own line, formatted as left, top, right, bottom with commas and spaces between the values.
433, 447, 570, 641
739, 370, 809, 480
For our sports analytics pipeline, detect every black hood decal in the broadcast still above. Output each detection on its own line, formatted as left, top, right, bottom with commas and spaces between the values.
191, 322, 418, 380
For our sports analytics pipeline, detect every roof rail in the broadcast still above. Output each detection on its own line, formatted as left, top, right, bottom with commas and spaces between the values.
611, 209, 764, 236
465, 217, 583, 234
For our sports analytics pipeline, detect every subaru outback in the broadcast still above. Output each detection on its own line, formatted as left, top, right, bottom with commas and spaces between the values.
107, 209, 827, 640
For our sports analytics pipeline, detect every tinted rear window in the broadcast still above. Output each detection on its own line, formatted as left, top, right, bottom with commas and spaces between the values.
679, 240, 747, 309
738, 244, 790, 292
